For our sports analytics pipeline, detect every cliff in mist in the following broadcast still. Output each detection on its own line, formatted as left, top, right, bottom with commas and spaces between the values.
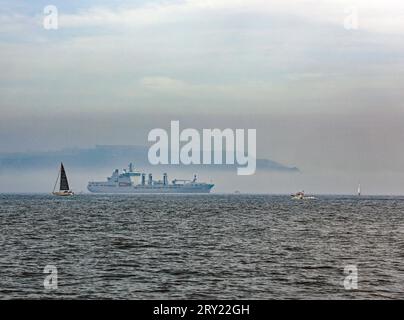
0, 145, 299, 173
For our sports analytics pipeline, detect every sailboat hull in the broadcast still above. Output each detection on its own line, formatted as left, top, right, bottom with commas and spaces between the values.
52, 191, 74, 196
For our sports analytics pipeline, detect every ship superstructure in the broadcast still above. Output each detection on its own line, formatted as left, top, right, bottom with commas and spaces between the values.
87, 163, 214, 194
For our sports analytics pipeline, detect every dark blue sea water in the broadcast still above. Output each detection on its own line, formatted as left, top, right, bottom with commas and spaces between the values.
0, 194, 403, 299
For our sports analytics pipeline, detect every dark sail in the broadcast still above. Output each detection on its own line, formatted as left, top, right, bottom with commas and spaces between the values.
60, 163, 70, 191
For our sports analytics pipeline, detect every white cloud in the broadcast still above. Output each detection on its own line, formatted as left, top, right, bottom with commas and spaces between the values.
140, 76, 189, 90
1, 0, 404, 116
55, 0, 404, 34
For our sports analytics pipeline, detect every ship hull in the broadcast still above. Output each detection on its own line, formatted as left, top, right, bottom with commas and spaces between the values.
87, 184, 214, 194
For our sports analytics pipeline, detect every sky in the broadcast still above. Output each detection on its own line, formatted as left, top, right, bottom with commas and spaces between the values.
1, 0, 404, 194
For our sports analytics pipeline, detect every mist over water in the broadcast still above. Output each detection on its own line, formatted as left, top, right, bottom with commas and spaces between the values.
2, 112, 404, 194
1, 194, 404, 299
1, 167, 404, 195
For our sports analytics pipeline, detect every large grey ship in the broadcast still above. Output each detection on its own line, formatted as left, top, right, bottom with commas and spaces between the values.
87, 163, 214, 194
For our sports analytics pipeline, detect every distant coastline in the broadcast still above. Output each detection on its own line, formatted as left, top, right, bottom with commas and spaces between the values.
0, 145, 299, 173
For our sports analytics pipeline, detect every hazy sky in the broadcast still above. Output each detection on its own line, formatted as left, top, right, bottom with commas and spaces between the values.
1, 0, 404, 193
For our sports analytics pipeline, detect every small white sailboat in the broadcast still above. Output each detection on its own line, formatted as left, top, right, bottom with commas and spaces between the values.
357, 183, 361, 196
52, 162, 74, 196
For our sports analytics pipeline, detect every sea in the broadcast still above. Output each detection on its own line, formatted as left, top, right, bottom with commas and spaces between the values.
0, 194, 403, 299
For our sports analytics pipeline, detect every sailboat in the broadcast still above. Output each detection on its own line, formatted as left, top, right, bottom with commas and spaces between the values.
52, 163, 74, 196
357, 183, 361, 196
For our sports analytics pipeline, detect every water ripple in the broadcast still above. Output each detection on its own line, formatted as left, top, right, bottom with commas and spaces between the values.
0, 194, 404, 299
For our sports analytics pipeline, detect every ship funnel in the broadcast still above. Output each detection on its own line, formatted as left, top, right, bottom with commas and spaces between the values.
163, 173, 168, 185
141, 173, 146, 185
148, 173, 153, 185
129, 163, 134, 172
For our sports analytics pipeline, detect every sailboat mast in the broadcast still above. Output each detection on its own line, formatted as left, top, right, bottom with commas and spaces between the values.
53, 167, 60, 193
